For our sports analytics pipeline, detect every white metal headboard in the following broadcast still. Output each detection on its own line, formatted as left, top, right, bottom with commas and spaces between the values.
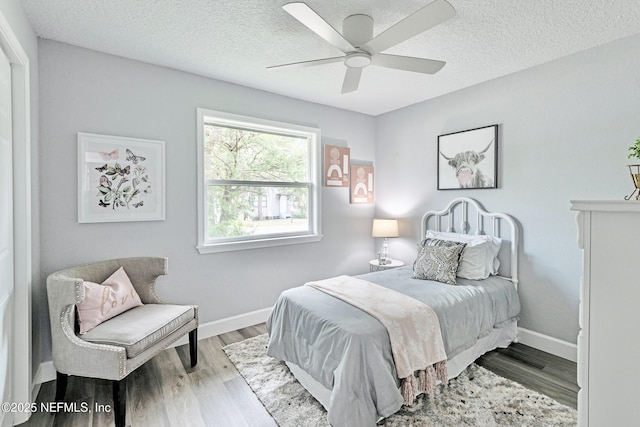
421, 197, 519, 288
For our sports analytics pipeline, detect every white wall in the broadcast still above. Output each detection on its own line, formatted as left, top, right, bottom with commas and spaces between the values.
37, 40, 376, 364
375, 33, 640, 344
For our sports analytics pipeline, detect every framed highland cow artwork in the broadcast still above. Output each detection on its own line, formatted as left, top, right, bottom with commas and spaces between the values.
437, 125, 498, 190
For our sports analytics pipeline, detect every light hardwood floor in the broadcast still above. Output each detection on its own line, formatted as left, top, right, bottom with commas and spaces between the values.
21, 324, 577, 426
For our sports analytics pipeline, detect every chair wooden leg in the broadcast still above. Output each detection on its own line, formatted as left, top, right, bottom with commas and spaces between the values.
189, 329, 198, 367
112, 378, 127, 427
54, 372, 68, 402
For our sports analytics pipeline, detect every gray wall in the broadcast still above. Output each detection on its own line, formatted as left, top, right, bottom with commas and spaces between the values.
375, 32, 640, 344
35, 29, 640, 365
0, 0, 40, 382
37, 40, 376, 364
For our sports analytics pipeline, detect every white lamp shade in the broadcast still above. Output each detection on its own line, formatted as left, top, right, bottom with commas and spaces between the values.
372, 219, 399, 238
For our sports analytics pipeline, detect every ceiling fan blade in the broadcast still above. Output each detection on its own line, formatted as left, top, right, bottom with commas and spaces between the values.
371, 54, 445, 74
341, 67, 362, 94
362, 0, 455, 54
283, 2, 356, 53
268, 56, 344, 70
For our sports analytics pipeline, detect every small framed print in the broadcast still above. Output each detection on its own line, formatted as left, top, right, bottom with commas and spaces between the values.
78, 133, 165, 223
350, 164, 374, 204
437, 125, 498, 190
324, 145, 350, 187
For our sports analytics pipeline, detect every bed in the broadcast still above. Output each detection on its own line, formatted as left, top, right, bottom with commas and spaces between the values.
266, 197, 520, 427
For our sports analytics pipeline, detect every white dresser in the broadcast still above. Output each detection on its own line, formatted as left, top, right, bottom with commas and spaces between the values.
571, 200, 640, 427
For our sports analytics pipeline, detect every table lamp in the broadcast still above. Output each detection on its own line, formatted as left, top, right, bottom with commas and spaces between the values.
372, 219, 399, 265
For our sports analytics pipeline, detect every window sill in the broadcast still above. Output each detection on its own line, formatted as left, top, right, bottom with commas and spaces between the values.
197, 234, 323, 254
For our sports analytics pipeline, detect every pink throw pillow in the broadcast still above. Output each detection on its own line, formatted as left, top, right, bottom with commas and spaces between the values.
77, 266, 143, 334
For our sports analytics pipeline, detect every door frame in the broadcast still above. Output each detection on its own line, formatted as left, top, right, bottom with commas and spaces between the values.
0, 10, 33, 427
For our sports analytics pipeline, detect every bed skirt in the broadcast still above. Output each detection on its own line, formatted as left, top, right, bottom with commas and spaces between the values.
285, 320, 518, 415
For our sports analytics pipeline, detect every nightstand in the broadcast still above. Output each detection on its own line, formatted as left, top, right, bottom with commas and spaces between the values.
369, 259, 405, 272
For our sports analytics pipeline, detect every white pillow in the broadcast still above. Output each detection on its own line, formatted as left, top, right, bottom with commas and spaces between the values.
425, 230, 502, 279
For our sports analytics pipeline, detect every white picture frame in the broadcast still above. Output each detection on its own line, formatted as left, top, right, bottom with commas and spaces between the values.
437, 125, 498, 190
78, 133, 166, 223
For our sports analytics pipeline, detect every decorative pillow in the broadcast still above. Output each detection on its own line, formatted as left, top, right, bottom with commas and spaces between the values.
425, 230, 502, 279
77, 266, 143, 334
412, 240, 466, 285
421, 233, 487, 279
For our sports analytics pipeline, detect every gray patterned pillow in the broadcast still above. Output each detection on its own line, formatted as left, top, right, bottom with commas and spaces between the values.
412, 239, 466, 285
419, 238, 460, 248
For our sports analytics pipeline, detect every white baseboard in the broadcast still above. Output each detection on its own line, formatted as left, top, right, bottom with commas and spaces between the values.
33, 311, 576, 391
32, 360, 56, 389
32, 307, 273, 387
170, 306, 272, 347
517, 327, 577, 362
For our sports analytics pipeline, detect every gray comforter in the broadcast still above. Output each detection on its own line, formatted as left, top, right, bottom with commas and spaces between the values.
266, 266, 520, 427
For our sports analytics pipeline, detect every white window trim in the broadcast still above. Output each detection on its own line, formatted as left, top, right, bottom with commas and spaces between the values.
196, 108, 322, 254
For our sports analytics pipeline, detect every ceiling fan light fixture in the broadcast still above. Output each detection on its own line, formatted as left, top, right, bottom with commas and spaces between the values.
273, 0, 456, 93
344, 52, 371, 68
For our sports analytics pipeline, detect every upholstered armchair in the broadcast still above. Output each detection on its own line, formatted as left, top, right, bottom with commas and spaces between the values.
46, 257, 198, 427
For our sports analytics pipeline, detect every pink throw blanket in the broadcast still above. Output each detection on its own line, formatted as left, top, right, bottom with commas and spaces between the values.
307, 275, 447, 405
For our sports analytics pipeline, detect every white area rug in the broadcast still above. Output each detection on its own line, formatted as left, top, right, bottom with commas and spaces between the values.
223, 334, 577, 426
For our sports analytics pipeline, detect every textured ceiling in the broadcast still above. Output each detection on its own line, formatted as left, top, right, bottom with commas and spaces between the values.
20, 0, 640, 116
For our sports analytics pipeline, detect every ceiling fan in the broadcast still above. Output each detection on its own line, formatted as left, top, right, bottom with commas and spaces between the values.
268, 0, 456, 94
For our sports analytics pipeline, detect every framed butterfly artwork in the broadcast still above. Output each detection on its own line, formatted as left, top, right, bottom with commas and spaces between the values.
78, 133, 166, 223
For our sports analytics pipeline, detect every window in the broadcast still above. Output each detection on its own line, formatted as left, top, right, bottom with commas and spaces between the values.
196, 108, 321, 253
